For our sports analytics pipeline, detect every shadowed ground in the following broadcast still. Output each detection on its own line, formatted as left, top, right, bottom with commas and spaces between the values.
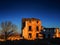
0, 38, 60, 45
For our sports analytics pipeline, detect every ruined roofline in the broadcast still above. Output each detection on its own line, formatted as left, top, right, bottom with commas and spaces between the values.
43, 28, 60, 30
22, 18, 40, 22
44, 28, 56, 29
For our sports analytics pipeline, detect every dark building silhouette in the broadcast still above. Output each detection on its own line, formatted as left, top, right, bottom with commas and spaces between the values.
41, 28, 55, 39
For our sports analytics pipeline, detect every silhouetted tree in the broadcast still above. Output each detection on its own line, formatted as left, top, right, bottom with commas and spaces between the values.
0, 21, 17, 41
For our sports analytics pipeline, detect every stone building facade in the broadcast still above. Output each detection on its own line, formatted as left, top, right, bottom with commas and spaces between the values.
21, 18, 43, 40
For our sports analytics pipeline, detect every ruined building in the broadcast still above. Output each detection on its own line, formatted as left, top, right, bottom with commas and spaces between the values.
41, 28, 55, 39
21, 18, 43, 40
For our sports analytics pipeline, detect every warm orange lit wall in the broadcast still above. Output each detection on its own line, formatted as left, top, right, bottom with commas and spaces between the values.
55, 28, 60, 38
22, 19, 43, 40
7, 35, 21, 41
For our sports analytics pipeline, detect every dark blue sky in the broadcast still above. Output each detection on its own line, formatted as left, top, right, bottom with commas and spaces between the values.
0, 0, 60, 33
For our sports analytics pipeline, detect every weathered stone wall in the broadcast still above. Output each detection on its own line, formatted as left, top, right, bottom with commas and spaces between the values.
22, 18, 43, 40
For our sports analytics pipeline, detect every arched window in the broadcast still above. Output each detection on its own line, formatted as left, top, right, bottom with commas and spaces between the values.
29, 33, 32, 38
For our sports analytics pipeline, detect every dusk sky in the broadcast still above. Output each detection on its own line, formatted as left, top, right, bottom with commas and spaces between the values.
0, 0, 60, 33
